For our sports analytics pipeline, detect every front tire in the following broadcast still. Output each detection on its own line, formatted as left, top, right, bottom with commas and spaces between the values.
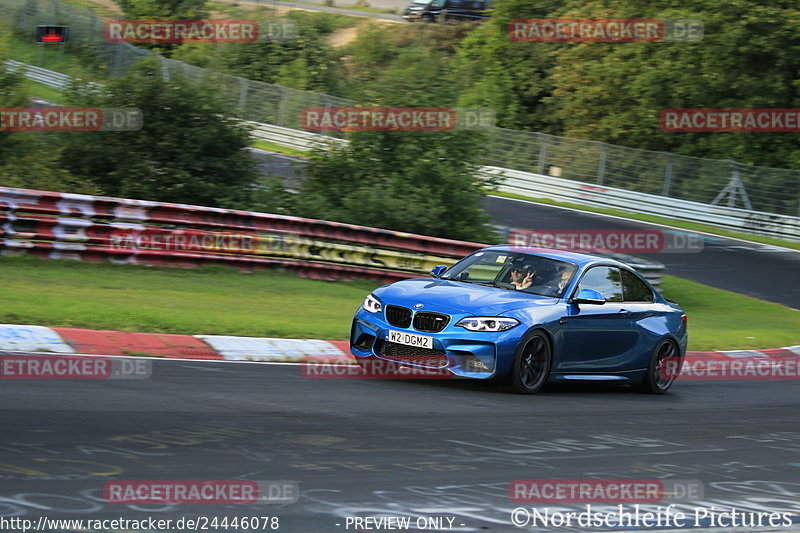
635, 339, 681, 394
507, 331, 552, 394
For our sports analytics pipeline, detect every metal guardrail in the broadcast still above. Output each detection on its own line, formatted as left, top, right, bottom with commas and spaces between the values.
5, 60, 105, 92
245, 121, 346, 151
484, 167, 800, 242
246, 123, 800, 242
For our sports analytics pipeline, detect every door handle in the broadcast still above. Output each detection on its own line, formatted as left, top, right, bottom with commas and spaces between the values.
619, 309, 631, 316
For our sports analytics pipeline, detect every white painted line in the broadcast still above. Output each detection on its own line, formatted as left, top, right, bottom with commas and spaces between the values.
490, 194, 800, 254
719, 350, 771, 358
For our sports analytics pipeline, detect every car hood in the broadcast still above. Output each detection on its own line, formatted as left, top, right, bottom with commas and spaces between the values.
374, 278, 558, 316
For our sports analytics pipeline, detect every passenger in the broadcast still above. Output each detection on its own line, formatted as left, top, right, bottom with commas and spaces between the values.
554, 267, 572, 293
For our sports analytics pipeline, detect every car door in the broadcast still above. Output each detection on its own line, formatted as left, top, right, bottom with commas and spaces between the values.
620, 268, 661, 366
558, 265, 640, 372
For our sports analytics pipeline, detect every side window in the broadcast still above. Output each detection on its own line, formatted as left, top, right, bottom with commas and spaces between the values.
576, 266, 623, 302
621, 269, 654, 302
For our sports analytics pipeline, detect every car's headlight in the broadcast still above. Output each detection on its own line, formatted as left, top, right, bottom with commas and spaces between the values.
362, 294, 382, 314
456, 317, 519, 332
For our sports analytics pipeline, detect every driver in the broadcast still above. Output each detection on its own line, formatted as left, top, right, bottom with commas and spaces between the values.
510, 264, 534, 290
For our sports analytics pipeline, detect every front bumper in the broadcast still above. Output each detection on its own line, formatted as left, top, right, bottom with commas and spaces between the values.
350, 307, 522, 379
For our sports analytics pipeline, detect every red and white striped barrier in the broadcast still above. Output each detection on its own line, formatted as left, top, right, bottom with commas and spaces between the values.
1, 187, 483, 283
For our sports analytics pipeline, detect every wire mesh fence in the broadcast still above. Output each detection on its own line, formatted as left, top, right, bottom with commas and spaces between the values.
3, 0, 799, 217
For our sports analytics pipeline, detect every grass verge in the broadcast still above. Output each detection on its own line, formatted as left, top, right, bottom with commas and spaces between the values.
1, 256, 798, 350
26, 81, 68, 104
252, 140, 309, 159
0, 256, 379, 340
660, 275, 799, 350
493, 191, 800, 251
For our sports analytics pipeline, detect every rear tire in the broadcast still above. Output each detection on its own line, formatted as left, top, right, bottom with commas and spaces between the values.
505, 331, 552, 394
635, 339, 681, 394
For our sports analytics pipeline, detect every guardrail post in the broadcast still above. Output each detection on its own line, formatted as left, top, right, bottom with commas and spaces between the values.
597, 144, 607, 186
537, 134, 548, 174
662, 154, 673, 196
277, 85, 288, 127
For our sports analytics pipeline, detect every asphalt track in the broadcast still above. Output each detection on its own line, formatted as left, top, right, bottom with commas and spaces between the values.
2, 357, 800, 532
253, 151, 800, 309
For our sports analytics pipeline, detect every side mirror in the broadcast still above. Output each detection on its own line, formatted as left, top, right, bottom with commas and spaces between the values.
573, 288, 606, 305
430, 265, 448, 278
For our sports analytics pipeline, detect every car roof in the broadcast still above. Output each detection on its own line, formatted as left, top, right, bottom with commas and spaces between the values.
479, 245, 629, 269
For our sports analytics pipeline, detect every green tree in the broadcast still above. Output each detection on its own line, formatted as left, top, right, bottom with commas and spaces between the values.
452, 0, 566, 130
0, 40, 96, 193
293, 49, 497, 243
113, 0, 210, 56
294, 130, 497, 242
210, 15, 335, 93
114, 0, 209, 19
58, 57, 258, 207
551, 0, 800, 168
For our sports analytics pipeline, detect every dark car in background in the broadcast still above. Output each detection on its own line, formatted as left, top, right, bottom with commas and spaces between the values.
402, 0, 491, 23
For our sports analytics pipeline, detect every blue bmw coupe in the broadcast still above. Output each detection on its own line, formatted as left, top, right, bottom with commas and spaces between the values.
350, 246, 687, 394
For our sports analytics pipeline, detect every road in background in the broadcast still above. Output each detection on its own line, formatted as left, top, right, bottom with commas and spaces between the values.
254, 150, 800, 309
231, 0, 406, 20
483, 196, 800, 309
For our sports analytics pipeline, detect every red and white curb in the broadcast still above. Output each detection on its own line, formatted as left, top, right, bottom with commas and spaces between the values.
0, 324, 798, 374
0, 324, 350, 362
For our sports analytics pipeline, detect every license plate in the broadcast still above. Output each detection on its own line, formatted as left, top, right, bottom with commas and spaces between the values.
386, 330, 433, 349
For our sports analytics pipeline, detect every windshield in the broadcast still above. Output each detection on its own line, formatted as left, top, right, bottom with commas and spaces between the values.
441, 250, 578, 297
